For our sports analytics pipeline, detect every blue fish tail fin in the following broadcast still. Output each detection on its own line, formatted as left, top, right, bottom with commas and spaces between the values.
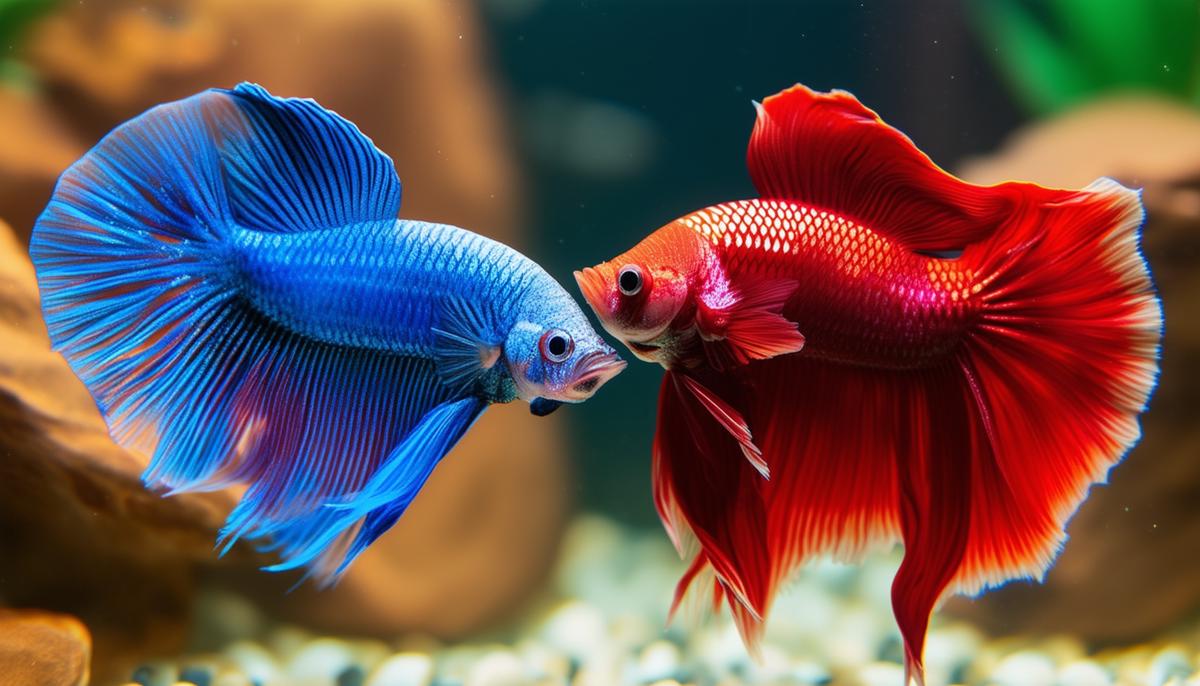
28, 84, 469, 578
30, 90, 243, 476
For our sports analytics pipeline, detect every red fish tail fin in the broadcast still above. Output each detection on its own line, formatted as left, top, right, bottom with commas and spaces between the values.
952, 178, 1161, 594
890, 180, 1159, 684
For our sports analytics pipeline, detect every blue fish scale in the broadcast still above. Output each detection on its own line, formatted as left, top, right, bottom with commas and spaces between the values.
232, 219, 543, 354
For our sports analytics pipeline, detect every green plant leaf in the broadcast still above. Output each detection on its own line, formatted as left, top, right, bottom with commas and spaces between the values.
971, 0, 1200, 113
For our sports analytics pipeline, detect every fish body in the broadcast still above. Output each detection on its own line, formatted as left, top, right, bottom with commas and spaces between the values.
577, 85, 1162, 685
234, 220, 575, 368
30, 83, 624, 581
583, 199, 978, 371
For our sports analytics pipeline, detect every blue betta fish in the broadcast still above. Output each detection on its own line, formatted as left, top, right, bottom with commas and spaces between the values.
29, 83, 625, 581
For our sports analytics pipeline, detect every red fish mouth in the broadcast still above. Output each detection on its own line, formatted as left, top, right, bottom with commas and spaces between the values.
628, 340, 660, 354
569, 350, 626, 398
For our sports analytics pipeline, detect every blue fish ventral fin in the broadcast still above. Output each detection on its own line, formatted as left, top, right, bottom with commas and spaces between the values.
29, 83, 463, 581
432, 297, 503, 391
264, 396, 488, 582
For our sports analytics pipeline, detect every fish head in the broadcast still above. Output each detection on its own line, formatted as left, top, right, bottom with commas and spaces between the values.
504, 291, 627, 410
575, 221, 706, 365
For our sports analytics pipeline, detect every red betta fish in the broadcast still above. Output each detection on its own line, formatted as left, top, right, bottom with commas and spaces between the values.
575, 85, 1162, 685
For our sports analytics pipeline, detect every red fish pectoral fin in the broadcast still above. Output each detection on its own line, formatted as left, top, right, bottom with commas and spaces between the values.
747, 85, 1018, 251
654, 371, 772, 642
697, 278, 805, 369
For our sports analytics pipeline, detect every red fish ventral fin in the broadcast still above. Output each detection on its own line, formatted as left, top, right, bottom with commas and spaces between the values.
747, 84, 1019, 252
678, 373, 768, 478
653, 371, 771, 630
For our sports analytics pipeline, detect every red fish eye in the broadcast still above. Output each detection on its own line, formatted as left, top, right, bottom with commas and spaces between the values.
539, 329, 574, 363
618, 264, 645, 296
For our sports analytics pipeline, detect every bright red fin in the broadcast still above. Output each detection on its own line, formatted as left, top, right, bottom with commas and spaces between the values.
723, 355, 979, 685
950, 178, 1160, 598
697, 278, 805, 368
747, 84, 1019, 251
657, 359, 909, 658
653, 371, 771, 635
678, 374, 768, 478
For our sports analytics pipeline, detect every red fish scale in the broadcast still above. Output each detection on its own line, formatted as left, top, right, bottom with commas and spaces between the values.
683, 199, 979, 369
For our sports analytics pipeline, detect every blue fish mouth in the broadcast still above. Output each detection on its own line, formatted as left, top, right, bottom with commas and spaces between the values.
568, 350, 626, 398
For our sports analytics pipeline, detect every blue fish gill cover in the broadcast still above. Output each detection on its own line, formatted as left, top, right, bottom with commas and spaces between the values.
29, 83, 490, 582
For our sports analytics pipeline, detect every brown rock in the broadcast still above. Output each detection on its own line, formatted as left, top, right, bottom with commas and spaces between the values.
0, 609, 92, 686
0, 220, 245, 681
0, 0, 569, 676
945, 95, 1200, 644
5, 0, 522, 247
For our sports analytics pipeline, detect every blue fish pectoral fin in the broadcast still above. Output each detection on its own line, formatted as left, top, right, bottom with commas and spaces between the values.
264, 395, 488, 582
432, 296, 503, 391
529, 397, 563, 416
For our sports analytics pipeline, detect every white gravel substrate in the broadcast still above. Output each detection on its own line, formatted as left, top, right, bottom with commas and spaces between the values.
124, 515, 1200, 686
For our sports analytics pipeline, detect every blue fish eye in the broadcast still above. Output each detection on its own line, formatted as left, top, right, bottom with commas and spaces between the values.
540, 329, 574, 362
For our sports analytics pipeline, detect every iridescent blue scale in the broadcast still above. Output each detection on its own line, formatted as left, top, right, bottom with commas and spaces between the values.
233, 220, 540, 354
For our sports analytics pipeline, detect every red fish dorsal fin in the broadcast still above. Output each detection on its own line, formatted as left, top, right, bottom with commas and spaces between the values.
746, 84, 1015, 252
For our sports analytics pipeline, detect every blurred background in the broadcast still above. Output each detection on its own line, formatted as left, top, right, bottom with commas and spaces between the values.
0, 1, 1197, 685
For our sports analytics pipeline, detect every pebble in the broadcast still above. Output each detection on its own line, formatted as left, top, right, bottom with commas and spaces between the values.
131, 663, 179, 686
516, 639, 571, 682
366, 653, 435, 686
923, 624, 982, 685
539, 601, 608, 662
118, 516, 1200, 686
1149, 646, 1194, 686
855, 661, 905, 686
178, 664, 215, 686
741, 643, 793, 684
288, 638, 359, 685
1058, 659, 1114, 686
822, 603, 888, 669
790, 659, 833, 685
633, 640, 681, 683
224, 640, 281, 685
466, 650, 527, 686
990, 650, 1057, 686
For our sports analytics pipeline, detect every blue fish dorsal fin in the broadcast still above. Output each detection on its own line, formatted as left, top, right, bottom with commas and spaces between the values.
213, 82, 402, 232
431, 296, 504, 391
